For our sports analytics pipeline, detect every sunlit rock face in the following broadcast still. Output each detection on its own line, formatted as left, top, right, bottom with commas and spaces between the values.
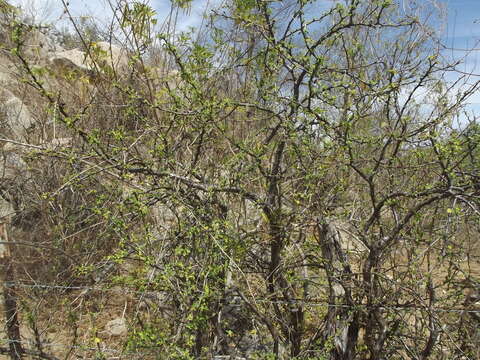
50, 48, 91, 72
23, 27, 62, 62
0, 89, 34, 140
48, 41, 133, 77
95, 41, 130, 72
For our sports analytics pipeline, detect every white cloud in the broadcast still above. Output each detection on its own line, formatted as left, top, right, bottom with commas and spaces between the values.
10, 0, 221, 33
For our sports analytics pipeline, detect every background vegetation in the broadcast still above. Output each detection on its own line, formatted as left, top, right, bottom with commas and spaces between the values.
0, 0, 479, 359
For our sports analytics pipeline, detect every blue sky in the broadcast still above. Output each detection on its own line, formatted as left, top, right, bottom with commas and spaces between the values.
12, 0, 480, 64
9, 0, 480, 116
445, 0, 480, 39
443, 0, 480, 72
11, 1, 480, 46
13, 0, 478, 35
437, 0, 480, 115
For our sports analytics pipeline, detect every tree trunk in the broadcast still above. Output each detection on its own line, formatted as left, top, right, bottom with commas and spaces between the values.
315, 219, 359, 360
0, 223, 23, 360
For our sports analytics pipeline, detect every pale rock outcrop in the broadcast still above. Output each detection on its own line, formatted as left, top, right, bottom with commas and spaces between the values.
49, 42, 132, 75
104, 317, 128, 337
0, 63, 15, 85
1, 147, 26, 176
0, 194, 14, 219
0, 89, 34, 140
45, 137, 72, 150
95, 41, 130, 72
0, 143, 28, 219
142, 66, 180, 95
50, 48, 91, 73
23, 28, 62, 61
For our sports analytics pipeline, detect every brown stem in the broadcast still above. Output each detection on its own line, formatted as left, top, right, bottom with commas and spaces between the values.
0, 223, 24, 360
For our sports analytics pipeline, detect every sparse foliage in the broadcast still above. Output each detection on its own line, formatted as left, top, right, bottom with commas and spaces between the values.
0, 0, 479, 359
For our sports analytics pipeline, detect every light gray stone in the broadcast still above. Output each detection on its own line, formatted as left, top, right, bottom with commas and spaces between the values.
0, 90, 34, 139
96, 41, 130, 71
50, 48, 92, 72
104, 317, 128, 337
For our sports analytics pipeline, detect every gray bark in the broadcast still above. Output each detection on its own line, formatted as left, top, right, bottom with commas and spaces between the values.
0, 222, 24, 360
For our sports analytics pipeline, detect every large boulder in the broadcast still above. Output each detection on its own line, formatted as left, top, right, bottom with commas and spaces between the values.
0, 89, 34, 140
0, 195, 14, 219
0, 61, 16, 85
50, 48, 92, 73
95, 41, 130, 72
23, 28, 62, 61
49, 42, 131, 76
0, 142, 28, 220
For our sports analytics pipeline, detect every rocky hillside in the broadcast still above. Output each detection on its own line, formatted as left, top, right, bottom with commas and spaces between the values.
0, 11, 180, 360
